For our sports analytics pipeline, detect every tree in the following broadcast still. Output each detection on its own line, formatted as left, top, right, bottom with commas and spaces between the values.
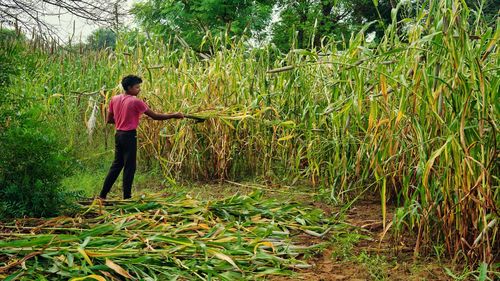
132, 0, 498, 52
86, 28, 117, 50
132, 0, 396, 51
272, 0, 395, 51
0, 0, 127, 40
465, 0, 500, 27
132, 0, 274, 51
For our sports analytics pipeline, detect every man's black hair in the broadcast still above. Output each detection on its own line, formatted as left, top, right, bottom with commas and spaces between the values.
121, 75, 143, 91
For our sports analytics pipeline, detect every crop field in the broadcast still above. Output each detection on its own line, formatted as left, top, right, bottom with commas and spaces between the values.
0, 0, 498, 280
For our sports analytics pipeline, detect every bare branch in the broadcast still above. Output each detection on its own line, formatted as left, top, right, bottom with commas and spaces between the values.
0, 0, 128, 38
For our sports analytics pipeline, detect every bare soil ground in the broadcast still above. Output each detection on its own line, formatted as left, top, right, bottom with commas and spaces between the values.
277, 197, 453, 281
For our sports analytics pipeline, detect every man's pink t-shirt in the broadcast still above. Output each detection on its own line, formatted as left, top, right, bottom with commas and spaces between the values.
109, 94, 149, 131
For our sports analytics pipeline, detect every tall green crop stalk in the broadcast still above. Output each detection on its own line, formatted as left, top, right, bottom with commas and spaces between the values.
355, 0, 499, 266
10, 0, 497, 267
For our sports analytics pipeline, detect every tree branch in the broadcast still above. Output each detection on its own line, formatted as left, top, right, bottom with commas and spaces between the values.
0, 0, 128, 38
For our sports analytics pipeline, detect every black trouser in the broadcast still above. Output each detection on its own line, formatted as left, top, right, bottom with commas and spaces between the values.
100, 130, 137, 199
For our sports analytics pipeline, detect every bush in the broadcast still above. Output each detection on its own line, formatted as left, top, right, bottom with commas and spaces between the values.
0, 28, 78, 218
0, 124, 77, 218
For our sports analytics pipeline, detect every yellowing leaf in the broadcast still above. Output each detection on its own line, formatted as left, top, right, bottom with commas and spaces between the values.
225, 114, 253, 120
77, 248, 93, 266
395, 110, 404, 125
376, 118, 389, 128
219, 118, 235, 129
179, 199, 200, 207
251, 214, 261, 222
380, 74, 388, 100
197, 223, 210, 230
85, 250, 126, 258
432, 84, 444, 100
423, 136, 452, 189
368, 102, 377, 131
207, 249, 240, 270
278, 135, 294, 142
253, 241, 275, 255
106, 259, 135, 279
267, 65, 295, 74
279, 121, 296, 127
213, 236, 237, 243
69, 274, 106, 281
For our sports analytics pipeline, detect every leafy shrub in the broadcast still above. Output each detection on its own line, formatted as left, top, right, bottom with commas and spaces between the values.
0, 123, 77, 218
0, 29, 78, 218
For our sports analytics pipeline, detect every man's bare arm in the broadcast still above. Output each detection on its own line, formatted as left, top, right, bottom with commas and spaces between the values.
144, 109, 184, 120
107, 111, 115, 124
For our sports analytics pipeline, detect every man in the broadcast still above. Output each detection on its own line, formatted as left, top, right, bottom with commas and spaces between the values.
99, 75, 184, 199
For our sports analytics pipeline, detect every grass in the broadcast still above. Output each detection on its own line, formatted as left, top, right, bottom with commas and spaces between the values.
62, 166, 167, 198
356, 252, 390, 280
330, 231, 369, 260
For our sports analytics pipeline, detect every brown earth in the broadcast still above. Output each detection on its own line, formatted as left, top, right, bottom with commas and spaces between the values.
269, 197, 454, 281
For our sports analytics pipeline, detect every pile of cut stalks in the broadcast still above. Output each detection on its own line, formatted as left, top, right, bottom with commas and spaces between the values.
0, 191, 337, 280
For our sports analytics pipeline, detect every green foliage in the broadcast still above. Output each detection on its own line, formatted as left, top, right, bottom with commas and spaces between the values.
131, 0, 400, 51
86, 28, 117, 50
0, 122, 78, 218
0, 28, 38, 130
0, 43, 20, 129
0, 29, 79, 219
272, 0, 406, 51
444, 262, 500, 281
1, 0, 498, 269
465, 0, 500, 27
132, 0, 274, 50
120, 28, 149, 47
0, 29, 23, 87
356, 252, 390, 280
131, 0, 496, 52
331, 231, 368, 260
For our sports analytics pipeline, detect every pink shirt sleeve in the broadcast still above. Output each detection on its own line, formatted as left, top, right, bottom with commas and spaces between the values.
135, 98, 149, 114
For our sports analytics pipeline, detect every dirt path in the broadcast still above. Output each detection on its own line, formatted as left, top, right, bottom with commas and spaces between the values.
278, 197, 453, 281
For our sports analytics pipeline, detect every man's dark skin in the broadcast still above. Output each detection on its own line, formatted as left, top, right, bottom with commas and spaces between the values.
100, 80, 183, 200
107, 83, 184, 124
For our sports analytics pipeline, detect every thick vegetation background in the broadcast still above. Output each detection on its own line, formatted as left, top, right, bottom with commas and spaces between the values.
0, 0, 498, 276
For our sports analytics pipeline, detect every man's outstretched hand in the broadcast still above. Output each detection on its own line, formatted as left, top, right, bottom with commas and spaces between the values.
172, 112, 184, 119
144, 109, 184, 120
